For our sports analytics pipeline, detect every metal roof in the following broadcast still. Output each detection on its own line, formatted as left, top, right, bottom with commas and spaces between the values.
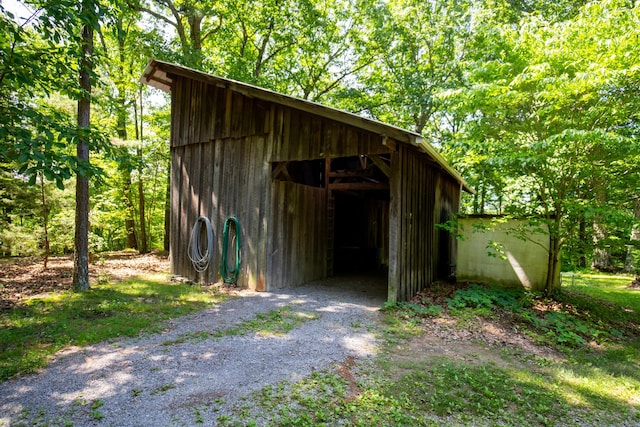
140, 59, 473, 193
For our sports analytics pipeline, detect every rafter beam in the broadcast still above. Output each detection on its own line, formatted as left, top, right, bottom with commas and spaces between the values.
367, 155, 391, 178
328, 182, 390, 191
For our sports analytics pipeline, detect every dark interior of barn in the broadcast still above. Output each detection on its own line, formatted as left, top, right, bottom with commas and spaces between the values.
333, 191, 389, 275
271, 153, 391, 278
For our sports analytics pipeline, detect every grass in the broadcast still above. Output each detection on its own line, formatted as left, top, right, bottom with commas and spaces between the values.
211, 275, 640, 426
160, 305, 319, 346
210, 305, 319, 339
0, 273, 228, 382
561, 272, 640, 313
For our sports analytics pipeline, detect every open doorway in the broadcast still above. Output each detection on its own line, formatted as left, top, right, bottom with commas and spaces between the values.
271, 154, 391, 280
327, 155, 390, 276
333, 191, 389, 275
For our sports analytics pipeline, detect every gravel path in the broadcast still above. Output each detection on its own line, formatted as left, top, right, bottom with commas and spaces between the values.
0, 276, 387, 426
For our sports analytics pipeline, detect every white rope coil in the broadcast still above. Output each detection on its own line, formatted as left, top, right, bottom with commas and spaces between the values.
188, 216, 214, 273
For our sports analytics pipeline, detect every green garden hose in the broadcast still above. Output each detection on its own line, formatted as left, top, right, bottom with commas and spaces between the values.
220, 216, 241, 284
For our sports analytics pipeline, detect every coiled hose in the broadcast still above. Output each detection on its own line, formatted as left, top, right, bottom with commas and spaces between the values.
220, 216, 241, 284
188, 216, 214, 273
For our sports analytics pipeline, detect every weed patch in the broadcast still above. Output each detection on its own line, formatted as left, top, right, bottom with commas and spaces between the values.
443, 284, 619, 350
214, 305, 319, 338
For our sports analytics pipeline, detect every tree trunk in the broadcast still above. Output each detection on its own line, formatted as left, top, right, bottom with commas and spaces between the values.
118, 101, 138, 250
39, 173, 50, 269
72, 5, 93, 291
138, 155, 148, 254
136, 89, 148, 253
123, 170, 138, 249
578, 217, 587, 268
545, 234, 560, 295
544, 215, 563, 295
115, 18, 138, 250
592, 187, 613, 271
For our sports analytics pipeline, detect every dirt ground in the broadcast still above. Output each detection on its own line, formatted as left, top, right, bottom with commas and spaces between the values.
0, 251, 169, 311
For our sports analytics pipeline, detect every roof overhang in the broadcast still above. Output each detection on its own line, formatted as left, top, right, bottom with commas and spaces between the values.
141, 59, 474, 193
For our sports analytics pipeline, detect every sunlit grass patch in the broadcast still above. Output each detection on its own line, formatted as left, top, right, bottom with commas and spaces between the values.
0, 275, 228, 382
553, 362, 640, 408
216, 305, 320, 338
563, 273, 639, 313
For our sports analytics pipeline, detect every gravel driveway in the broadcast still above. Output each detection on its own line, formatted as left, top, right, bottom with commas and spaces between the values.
0, 276, 387, 426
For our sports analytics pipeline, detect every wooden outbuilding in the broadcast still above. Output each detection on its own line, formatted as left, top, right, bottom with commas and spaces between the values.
141, 59, 471, 302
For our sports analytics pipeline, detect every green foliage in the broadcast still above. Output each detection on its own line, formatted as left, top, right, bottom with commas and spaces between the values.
383, 300, 443, 318
446, 284, 530, 312
0, 4, 113, 187
383, 361, 563, 423
3, 0, 639, 269
442, 0, 640, 271
381, 300, 444, 341
445, 284, 614, 349
556, 274, 638, 348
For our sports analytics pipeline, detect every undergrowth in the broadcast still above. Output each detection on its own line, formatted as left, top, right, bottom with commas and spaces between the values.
385, 283, 627, 350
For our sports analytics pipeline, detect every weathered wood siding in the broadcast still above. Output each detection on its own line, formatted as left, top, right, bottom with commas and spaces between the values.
267, 181, 327, 288
169, 76, 333, 290
434, 173, 461, 280
170, 76, 271, 289
269, 107, 390, 161
171, 77, 269, 146
170, 134, 271, 289
388, 144, 461, 302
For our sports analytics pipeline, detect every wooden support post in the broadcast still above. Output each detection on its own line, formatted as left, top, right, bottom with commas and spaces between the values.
325, 157, 334, 277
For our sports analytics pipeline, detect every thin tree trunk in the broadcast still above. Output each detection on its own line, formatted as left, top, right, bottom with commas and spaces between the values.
578, 217, 587, 268
123, 171, 138, 249
118, 99, 138, 250
72, 4, 93, 291
592, 187, 613, 271
137, 88, 148, 253
545, 235, 560, 295
39, 173, 50, 269
545, 216, 563, 295
138, 156, 148, 254
115, 19, 138, 250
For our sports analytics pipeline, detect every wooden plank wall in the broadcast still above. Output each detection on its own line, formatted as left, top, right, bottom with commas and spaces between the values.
169, 74, 460, 297
267, 181, 328, 289
388, 145, 460, 302
171, 77, 269, 147
170, 134, 270, 289
434, 174, 462, 279
170, 76, 271, 288
270, 107, 390, 162
365, 199, 390, 268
